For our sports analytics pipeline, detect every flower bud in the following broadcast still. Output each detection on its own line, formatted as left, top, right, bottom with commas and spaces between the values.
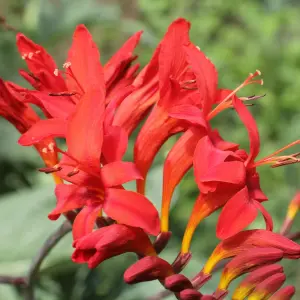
124, 256, 173, 284
179, 288, 202, 300
72, 224, 155, 268
218, 248, 283, 290
232, 264, 283, 299
247, 273, 286, 300
269, 286, 296, 300
203, 230, 300, 274
164, 274, 193, 292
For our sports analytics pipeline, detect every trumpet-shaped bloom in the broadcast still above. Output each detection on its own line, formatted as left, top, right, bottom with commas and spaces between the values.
202, 230, 300, 275
232, 264, 284, 299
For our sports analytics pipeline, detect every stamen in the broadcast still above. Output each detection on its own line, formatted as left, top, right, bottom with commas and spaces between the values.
39, 164, 62, 174
67, 168, 79, 177
63, 62, 72, 69
48, 91, 77, 96
208, 70, 263, 120
54, 69, 59, 76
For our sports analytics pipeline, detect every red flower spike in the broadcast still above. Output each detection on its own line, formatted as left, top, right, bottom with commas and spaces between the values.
232, 264, 284, 299
269, 286, 296, 300
280, 191, 300, 235
179, 289, 202, 300
247, 273, 286, 300
124, 256, 173, 284
217, 248, 283, 291
134, 18, 192, 195
164, 274, 193, 292
203, 230, 300, 275
103, 188, 160, 236
72, 224, 155, 268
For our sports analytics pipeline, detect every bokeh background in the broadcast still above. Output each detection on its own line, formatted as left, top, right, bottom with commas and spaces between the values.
0, 0, 300, 299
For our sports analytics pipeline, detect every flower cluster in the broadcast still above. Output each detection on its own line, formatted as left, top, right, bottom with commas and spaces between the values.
1, 18, 300, 299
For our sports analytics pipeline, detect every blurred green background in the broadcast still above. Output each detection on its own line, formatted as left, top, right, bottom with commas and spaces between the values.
0, 0, 300, 299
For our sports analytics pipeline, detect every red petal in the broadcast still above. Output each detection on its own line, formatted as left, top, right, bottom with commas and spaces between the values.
233, 96, 260, 165
102, 126, 128, 163
217, 187, 258, 239
101, 161, 142, 188
103, 188, 160, 235
194, 135, 238, 192
210, 129, 239, 151
112, 45, 160, 136
18, 118, 67, 145
16, 33, 66, 91
134, 106, 180, 194
104, 31, 142, 88
67, 89, 105, 168
66, 24, 104, 93
254, 201, 273, 231
184, 43, 218, 116
73, 203, 102, 240
28, 91, 75, 119
48, 184, 91, 220
201, 161, 246, 185
158, 18, 191, 107
168, 104, 208, 128
161, 128, 206, 231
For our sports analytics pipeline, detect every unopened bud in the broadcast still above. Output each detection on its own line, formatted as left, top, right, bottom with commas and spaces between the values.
218, 248, 283, 290
164, 274, 193, 292
232, 264, 283, 299
124, 256, 173, 284
179, 289, 202, 300
269, 285, 296, 300
248, 273, 286, 300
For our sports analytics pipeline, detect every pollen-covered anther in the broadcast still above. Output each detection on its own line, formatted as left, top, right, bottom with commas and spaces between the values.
63, 62, 72, 69
67, 168, 79, 177
49, 91, 77, 96
54, 69, 59, 76
38, 164, 62, 174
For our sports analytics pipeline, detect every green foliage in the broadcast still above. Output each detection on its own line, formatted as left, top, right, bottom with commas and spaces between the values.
0, 0, 299, 299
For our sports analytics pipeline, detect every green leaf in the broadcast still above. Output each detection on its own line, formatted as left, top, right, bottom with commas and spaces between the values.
0, 185, 73, 276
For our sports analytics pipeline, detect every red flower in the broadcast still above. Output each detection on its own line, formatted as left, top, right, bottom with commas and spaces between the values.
0, 78, 60, 182
72, 224, 155, 268
133, 18, 195, 196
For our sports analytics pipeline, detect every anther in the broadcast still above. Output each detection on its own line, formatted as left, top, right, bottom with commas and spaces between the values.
63, 62, 71, 69
67, 168, 79, 177
48, 91, 77, 96
53, 69, 59, 76
39, 165, 62, 174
